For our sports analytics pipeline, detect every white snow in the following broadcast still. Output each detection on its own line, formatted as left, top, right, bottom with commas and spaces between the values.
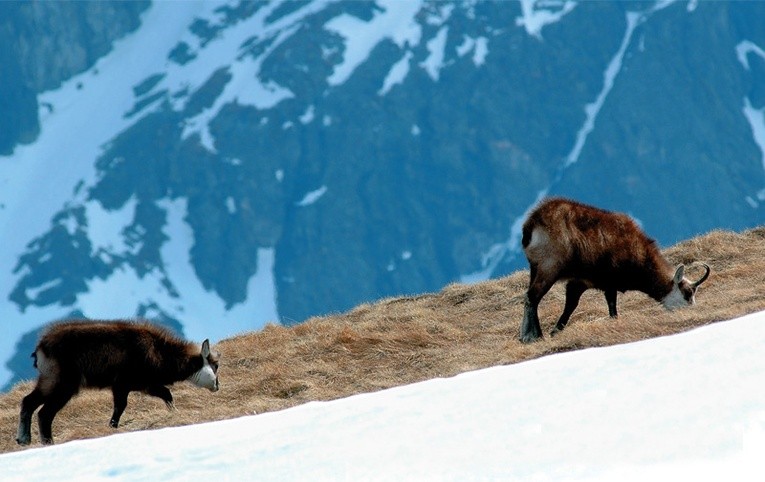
461, 188, 546, 284
378, 51, 413, 96
85, 197, 137, 254
177, 0, 336, 150
299, 105, 315, 124
472, 37, 489, 66
22, 278, 63, 303
225, 197, 237, 214
425, 3, 455, 27
516, 0, 578, 40
420, 26, 449, 81
76, 198, 280, 344
325, 0, 423, 86
742, 98, 765, 204
736, 40, 765, 70
464, 9, 643, 282
295, 186, 328, 207
460, 242, 513, 284
564, 12, 640, 168
456, 35, 475, 57
2, 310, 764, 480
0, 1, 297, 387
0, 0, 228, 386
737, 40, 765, 204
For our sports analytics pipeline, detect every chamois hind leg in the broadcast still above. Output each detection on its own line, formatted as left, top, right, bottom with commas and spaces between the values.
605, 289, 618, 318
520, 263, 556, 343
16, 386, 44, 445
146, 384, 174, 410
110, 385, 130, 428
37, 384, 77, 445
550, 280, 587, 337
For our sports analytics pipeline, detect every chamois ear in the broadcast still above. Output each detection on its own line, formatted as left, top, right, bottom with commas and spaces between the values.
673, 265, 685, 284
201, 339, 211, 358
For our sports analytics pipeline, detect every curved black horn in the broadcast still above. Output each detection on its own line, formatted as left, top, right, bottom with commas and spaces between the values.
692, 263, 710, 288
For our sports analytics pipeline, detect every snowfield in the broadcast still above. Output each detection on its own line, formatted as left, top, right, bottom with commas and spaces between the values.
2, 310, 764, 481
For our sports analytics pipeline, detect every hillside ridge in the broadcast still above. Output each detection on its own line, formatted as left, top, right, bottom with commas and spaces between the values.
1, 226, 764, 452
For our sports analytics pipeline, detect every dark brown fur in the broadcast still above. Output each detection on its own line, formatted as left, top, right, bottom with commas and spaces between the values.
16, 320, 219, 445
519, 198, 709, 342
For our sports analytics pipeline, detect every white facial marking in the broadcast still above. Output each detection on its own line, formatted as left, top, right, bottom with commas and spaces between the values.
662, 281, 693, 310
189, 364, 219, 391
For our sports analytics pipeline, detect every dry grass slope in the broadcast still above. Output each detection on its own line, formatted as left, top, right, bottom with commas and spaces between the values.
1, 227, 764, 453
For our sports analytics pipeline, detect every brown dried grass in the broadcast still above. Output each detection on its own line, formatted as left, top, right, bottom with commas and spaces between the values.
1, 227, 764, 453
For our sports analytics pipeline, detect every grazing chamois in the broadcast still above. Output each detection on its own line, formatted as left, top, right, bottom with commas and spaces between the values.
519, 198, 710, 343
16, 320, 220, 445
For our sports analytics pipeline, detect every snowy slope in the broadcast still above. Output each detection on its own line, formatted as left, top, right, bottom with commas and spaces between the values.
2, 310, 764, 481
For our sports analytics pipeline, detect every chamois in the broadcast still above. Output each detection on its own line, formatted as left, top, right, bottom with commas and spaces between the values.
519, 198, 710, 343
16, 320, 220, 445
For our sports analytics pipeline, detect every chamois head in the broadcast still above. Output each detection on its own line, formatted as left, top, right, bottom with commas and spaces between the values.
189, 339, 220, 392
661, 263, 711, 310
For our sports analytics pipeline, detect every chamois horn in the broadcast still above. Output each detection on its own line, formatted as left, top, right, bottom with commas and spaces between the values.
691, 263, 711, 289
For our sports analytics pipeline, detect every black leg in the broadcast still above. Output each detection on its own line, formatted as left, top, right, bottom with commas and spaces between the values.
16, 387, 44, 445
551, 281, 587, 336
146, 385, 174, 410
520, 264, 556, 343
520, 295, 544, 343
605, 289, 618, 318
110, 386, 130, 428
38, 388, 76, 445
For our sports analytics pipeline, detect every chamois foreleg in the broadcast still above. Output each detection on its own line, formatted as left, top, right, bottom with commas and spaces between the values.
146, 384, 174, 410
16, 386, 44, 445
550, 280, 587, 336
110, 385, 130, 428
605, 289, 618, 317
520, 264, 556, 343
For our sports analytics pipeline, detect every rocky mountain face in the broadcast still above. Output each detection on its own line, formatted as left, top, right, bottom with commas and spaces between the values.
1, 0, 764, 387
0, 1, 149, 154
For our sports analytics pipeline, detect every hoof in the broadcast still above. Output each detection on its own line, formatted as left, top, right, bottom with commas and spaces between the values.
16, 436, 30, 446
109, 419, 119, 429
41, 437, 53, 445
550, 327, 561, 337
519, 333, 542, 344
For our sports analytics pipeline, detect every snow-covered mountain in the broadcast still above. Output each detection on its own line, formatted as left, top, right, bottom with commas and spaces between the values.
1, 0, 764, 389
2, 310, 764, 480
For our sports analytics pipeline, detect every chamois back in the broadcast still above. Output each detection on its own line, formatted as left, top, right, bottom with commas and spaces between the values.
522, 198, 671, 283
35, 321, 205, 391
